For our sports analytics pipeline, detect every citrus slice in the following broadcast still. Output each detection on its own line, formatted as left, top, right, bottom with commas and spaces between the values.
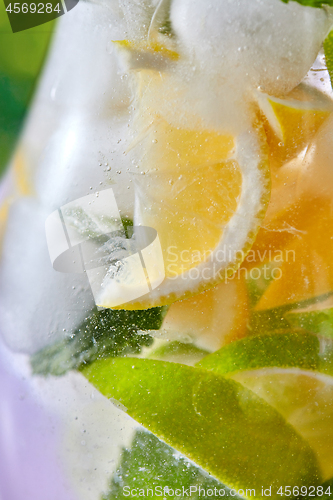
198, 332, 333, 479
98, 114, 270, 309
114, 40, 179, 71
93, 40, 271, 310
162, 276, 249, 352
257, 84, 332, 167
243, 117, 333, 311
254, 201, 333, 311
82, 357, 321, 496
285, 295, 333, 338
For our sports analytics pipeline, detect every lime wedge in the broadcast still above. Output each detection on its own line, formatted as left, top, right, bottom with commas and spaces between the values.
82, 357, 320, 498
198, 332, 333, 479
285, 297, 333, 338
197, 332, 333, 377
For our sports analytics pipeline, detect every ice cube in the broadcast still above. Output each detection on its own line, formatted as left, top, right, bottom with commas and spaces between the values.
171, 0, 333, 96
36, 0, 131, 113
0, 339, 138, 500
15, 0, 134, 193
34, 114, 136, 217
0, 198, 95, 354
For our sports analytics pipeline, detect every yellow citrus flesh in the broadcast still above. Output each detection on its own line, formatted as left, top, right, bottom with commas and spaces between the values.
116, 116, 270, 310
233, 368, 333, 480
162, 275, 249, 351
255, 201, 333, 310
14, 150, 33, 196
258, 85, 332, 168
135, 119, 242, 277
98, 41, 271, 310
246, 110, 333, 310
114, 40, 179, 62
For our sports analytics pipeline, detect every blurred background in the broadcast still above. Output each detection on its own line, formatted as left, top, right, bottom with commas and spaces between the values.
0, 1, 55, 177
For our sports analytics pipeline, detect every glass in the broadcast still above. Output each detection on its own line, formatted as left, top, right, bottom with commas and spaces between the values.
1, 1, 333, 499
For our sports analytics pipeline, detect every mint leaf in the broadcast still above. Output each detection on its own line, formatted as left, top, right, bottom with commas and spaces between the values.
281, 0, 333, 6
304, 477, 333, 500
31, 307, 166, 376
82, 357, 321, 495
104, 429, 241, 500
322, 30, 333, 90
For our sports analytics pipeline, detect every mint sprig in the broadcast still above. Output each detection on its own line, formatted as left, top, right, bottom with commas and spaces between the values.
31, 307, 167, 376
104, 429, 239, 500
281, 0, 333, 6
324, 30, 333, 90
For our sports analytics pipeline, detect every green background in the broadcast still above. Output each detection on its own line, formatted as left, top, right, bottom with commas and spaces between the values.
0, 0, 55, 177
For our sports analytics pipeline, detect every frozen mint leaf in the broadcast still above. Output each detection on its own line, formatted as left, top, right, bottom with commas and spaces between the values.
306, 477, 333, 500
324, 30, 333, 90
82, 357, 321, 496
280, 0, 333, 7
103, 429, 241, 500
31, 307, 166, 376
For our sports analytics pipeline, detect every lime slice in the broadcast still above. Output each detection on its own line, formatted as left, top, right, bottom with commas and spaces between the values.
197, 332, 333, 376
82, 357, 321, 497
146, 340, 209, 365
198, 332, 333, 479
285, 296, 333, 338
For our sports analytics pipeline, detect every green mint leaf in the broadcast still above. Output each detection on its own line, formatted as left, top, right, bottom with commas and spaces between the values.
303, 477, 333, 500
31, 307, 167, 376
82, 357, 321, 495
104, 429, 242, 500
324, 30, 333, 90
280, 0, 333, 7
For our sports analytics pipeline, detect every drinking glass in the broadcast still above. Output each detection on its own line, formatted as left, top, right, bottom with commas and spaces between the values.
1, 1, 333, 499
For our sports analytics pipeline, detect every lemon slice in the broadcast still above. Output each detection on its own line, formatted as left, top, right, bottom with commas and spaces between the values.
254, 200, 333, 311
97, 117, 270, 310
114, 40, 179, 71
162, 276, 249, 352
198, 332, 333, 480
95, 41, 272, 310
257, 84, 332, 167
